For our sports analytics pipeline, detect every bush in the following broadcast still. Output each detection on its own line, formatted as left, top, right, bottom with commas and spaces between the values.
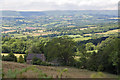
32, 57, 42, 65
24, 54, 27, 62
73, 61, 81, 68
18, 55, 24, 63
2, 56, 14, 61
32, 57, 51, 66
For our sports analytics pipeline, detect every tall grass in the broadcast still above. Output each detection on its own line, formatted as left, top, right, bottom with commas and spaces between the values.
3, 65, 52, 78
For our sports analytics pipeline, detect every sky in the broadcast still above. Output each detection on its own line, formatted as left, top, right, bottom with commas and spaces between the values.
0, 0, 119, 11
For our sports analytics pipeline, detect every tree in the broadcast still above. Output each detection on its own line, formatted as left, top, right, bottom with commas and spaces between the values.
24, 54, 27, 62
11, 40, 26, 54
28, 41, 45, 54
8, 52, 17, 62
18, 55, 24, 63
86, 42, 95, 51
2, 44, 11, 53
90, 37, 120, 74
45, 36, 77, 66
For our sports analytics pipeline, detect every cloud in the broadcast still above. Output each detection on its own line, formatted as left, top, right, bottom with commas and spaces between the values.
0, 0, 119, 11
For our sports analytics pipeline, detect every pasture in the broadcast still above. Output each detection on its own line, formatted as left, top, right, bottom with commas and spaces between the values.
73, 37, 91, 41
95, 29, 120, 35
1, 53, 25, 58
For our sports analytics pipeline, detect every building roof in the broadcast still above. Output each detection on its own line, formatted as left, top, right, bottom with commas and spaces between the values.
26, 53, 45, 61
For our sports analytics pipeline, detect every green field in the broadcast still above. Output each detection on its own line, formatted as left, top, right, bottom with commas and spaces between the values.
73, 37, 91, 41
10, 34, 27, 38
1, 53, 25, 58
87, 50, 98, 53
67, 35, 83, 38
57, 35, 91, 41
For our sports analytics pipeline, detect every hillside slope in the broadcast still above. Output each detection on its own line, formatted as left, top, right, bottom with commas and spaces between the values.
2, 61, 117, 78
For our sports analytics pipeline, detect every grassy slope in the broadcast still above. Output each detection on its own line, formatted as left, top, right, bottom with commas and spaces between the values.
2, 61, 117, 78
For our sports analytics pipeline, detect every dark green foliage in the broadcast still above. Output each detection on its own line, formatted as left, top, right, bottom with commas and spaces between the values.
86, 51, 100, 71
32, 57, 51, 66
32, 57, 42, 65
77, 36, 108, 46
28, 42, 44, 54
24, 54, 27, 62
85, 43, 95, 51
2, 52, 17, 62
45, 36, 77, 66
11, 40, 26, 54
2, 44, 11, 53
18, 55, 24, 63
74, 36, 120, 74
2, 37, 32, 54
97, 37, 120, 74
79, 37, 120, 74
73, 61, 81, 68
2, 55, 14, 61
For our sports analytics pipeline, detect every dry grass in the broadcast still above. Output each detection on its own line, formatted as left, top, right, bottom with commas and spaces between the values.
2, 61, 118, 78
105, 29, 120, 34
2, 27, 13, 29
84, 34, 92, 36
95, 29, 120, 35
67, 26, 76, 27
89, 27, 97, 29
1, 30, 16, 33
80, 28, 88, 30
32, 32, 59, 36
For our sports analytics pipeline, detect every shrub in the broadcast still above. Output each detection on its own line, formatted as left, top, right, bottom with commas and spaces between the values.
2, 56, 14, 61
8, 52, 17, 62
24, 54, 27, 62
2, 52, 17, 62
32, 57, 42, 65
18, 55, 24, 63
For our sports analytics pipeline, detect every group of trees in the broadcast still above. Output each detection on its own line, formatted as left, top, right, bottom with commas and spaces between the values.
2, 52, 17, 62
2, 52, 24, 63
2, 36, 33, 54
2, 36, 77, 66
77, 37, 120, 74
44, 36, 77, 66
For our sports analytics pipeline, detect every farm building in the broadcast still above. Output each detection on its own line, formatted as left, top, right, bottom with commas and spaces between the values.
26, 53, 46, 64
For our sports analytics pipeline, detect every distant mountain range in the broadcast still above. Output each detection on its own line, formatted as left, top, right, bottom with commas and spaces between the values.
0, 10, 118, 17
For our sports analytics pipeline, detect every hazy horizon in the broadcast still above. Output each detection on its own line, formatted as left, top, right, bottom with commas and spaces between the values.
0, 0, 119, 11
0, 10, 118, 12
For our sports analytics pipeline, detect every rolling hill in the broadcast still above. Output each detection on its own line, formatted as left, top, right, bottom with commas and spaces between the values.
1, 10, 118, 17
